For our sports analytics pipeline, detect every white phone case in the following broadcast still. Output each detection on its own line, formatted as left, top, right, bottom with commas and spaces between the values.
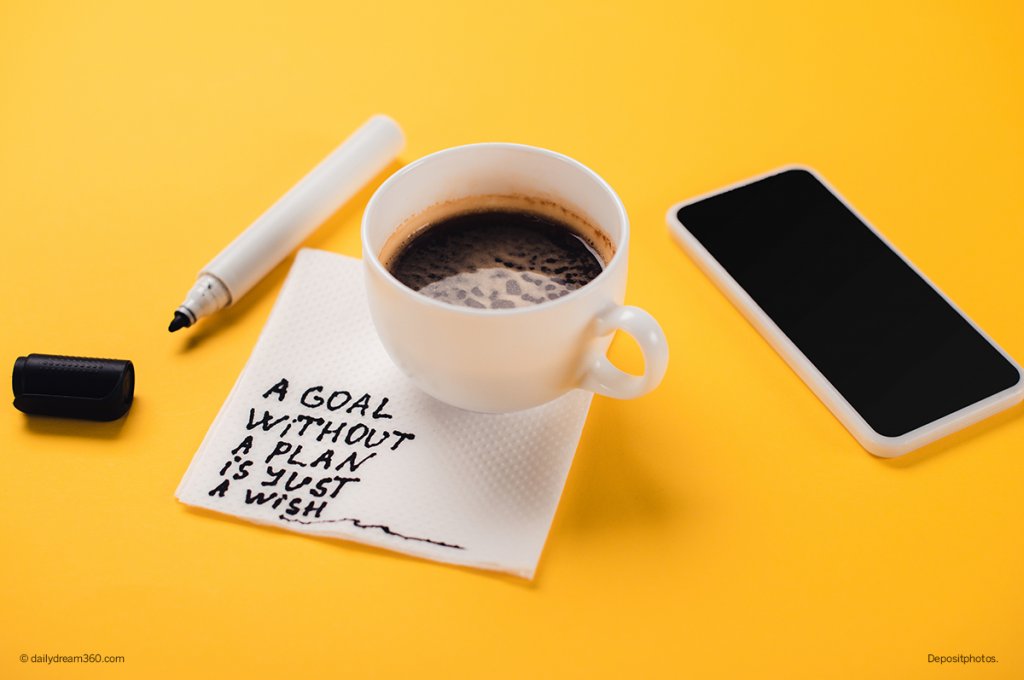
666, 165, 1023, 457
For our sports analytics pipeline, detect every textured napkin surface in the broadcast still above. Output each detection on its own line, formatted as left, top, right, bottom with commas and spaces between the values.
176, 249, 593, 578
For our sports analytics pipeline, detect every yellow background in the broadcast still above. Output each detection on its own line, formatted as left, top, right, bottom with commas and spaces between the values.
2, 1, 1022, 677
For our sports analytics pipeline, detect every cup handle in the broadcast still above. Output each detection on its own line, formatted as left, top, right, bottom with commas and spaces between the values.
579, 305, 669, 399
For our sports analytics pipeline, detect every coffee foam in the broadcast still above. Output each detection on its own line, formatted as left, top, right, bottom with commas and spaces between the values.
378, 194, 615, 268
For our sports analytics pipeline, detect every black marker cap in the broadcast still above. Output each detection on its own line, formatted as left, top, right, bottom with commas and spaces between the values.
12, 354, 135, 421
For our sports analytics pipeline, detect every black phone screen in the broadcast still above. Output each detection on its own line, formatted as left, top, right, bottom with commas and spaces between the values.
675, 169, 1020, 437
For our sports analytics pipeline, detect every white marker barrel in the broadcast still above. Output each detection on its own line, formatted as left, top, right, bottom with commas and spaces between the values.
203, 115, 405, 301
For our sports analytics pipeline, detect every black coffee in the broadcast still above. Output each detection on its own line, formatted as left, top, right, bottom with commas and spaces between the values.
386, 208, 606, 309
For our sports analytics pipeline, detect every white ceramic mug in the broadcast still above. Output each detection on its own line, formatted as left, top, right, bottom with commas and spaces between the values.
362, 143, 668, 412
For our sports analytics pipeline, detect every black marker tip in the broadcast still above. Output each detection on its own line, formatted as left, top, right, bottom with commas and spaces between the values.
168, 312, 192, 333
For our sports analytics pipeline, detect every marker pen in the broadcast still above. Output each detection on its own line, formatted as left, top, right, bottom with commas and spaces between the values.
168, 115, 404, 332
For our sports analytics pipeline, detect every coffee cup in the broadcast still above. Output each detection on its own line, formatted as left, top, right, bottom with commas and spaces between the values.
361, 143, 668, 412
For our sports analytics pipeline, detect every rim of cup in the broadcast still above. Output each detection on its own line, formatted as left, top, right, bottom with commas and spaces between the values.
361, 142, 630, 316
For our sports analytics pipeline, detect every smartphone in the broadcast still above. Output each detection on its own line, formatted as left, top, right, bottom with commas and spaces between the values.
667, 166, 1022, 457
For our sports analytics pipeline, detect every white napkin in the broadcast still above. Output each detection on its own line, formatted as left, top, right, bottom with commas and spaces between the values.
176, 249, 593, 578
